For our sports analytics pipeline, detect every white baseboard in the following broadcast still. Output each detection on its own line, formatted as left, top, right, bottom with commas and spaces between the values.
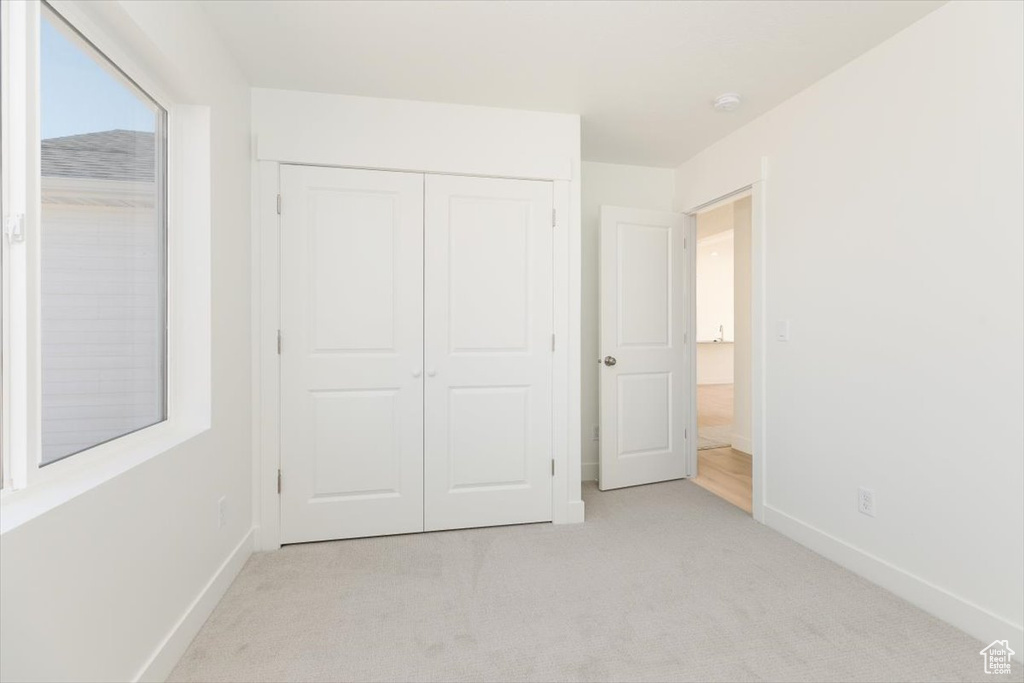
730, 434, 752, 455
560, 499, 585, 524
581, 462, 598, 482
134, 528, 255, 682
764, 506, 1023, 661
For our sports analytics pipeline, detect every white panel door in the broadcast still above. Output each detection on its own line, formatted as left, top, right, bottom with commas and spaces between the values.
599, 206, 692, 490
424, 174, 554, 531
280, 165, 424, 543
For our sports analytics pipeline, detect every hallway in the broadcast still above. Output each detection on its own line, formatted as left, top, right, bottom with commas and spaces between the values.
694, 384, 752, 513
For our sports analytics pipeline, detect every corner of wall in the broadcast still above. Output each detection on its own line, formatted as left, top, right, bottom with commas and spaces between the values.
135, 529, 255, 682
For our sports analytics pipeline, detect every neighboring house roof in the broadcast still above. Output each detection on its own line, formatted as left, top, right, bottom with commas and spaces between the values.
41, 129, 156, 183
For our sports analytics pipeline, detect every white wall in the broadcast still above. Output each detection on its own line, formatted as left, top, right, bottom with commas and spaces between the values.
0, 1, 253, 680
252, 88, 576, 182
675, 0, 1023, 650
581, 161, 675, 481
695, 201, 736, 388
696, 230, 734, 343
731, 197, 752, 453
696, 343, 733, 385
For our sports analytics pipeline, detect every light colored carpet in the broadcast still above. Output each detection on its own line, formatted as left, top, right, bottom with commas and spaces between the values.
170, 481, 1004, 683
698, 424, 731, 450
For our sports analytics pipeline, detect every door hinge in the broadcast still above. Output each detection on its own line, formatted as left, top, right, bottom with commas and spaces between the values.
684, 237, 687, 249
277, 330, 282, 355
276, 194, 282, 215
685, 428, 688, 440
3, 213, 25, 243
551, 333, 556, 351
277, 469, 282, 494
551, 459, 555, 476
552, 208, 557, 227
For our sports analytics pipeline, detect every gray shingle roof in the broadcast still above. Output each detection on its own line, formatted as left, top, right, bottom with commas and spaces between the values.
41, 129, 157, 183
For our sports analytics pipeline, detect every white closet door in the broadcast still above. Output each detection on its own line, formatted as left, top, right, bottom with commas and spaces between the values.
424, 175, 554, 531
598, 206, 692, 490
280, 165, 424, 544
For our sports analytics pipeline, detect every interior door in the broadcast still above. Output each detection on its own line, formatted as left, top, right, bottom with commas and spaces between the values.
280, 165, 424, 543
599, 206, 692, 490
423, 174, 554, 531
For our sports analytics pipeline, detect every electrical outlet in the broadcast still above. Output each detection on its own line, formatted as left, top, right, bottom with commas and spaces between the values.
858, 487, 876, 517
592, 425, 600, 441
217, 496, 227, 529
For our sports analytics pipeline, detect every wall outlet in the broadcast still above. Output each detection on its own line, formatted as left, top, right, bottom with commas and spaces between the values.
858, 487, 876, 517
592, 425, 600, 441
217, 496, 227, 529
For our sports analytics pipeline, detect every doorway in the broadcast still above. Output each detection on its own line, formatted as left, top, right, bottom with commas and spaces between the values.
596, 182, 765, 520
692, 195, 752, 513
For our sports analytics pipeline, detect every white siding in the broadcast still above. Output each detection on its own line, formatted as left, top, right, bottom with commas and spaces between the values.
40, 190, 164, 463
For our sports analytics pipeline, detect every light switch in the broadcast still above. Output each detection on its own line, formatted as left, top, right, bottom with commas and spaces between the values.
776, 319, 791, 342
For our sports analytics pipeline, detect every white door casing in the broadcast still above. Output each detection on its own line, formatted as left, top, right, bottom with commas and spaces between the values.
423, 174, 554, 530
599, 206, 692, 490
279, 165, 424, 543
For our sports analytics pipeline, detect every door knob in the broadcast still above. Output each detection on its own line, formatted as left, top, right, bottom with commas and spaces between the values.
412, 369, 422, 378
426, 369, 437, 377
603, 356, 617, 367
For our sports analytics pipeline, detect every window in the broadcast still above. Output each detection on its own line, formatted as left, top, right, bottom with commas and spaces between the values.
39, 6, 167, 464
1, 0, 210, 529
1, 0, 12, 491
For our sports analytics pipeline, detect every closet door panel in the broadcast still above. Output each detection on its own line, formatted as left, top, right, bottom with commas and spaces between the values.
280, 165, 424, 544
424, 174, 554, 531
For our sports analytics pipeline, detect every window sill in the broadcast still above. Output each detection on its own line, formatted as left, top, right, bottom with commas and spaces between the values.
0, 419, 208, 535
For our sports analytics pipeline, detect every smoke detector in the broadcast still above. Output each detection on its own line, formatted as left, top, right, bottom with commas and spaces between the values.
713, 93, 742, 112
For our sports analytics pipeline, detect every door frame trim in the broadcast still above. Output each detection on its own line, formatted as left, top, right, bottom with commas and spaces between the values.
683, 160, 767, 523
252, 160, 581, 550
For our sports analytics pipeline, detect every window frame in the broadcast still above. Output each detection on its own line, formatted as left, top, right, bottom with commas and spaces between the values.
38, 1, 170, 467
1, 0, 7, 491
0, 0, 212, 532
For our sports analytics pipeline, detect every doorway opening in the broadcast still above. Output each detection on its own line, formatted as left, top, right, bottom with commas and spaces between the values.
692, 194, 752, 513
596, 186, 763, 520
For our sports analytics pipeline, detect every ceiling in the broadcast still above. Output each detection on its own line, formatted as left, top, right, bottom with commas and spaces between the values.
201, 0, 943, 168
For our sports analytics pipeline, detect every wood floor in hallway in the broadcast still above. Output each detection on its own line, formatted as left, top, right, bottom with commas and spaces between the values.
694, 383, 752, 513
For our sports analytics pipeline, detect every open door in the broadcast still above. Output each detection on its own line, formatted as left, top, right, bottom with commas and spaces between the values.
599, 206, 693, 490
